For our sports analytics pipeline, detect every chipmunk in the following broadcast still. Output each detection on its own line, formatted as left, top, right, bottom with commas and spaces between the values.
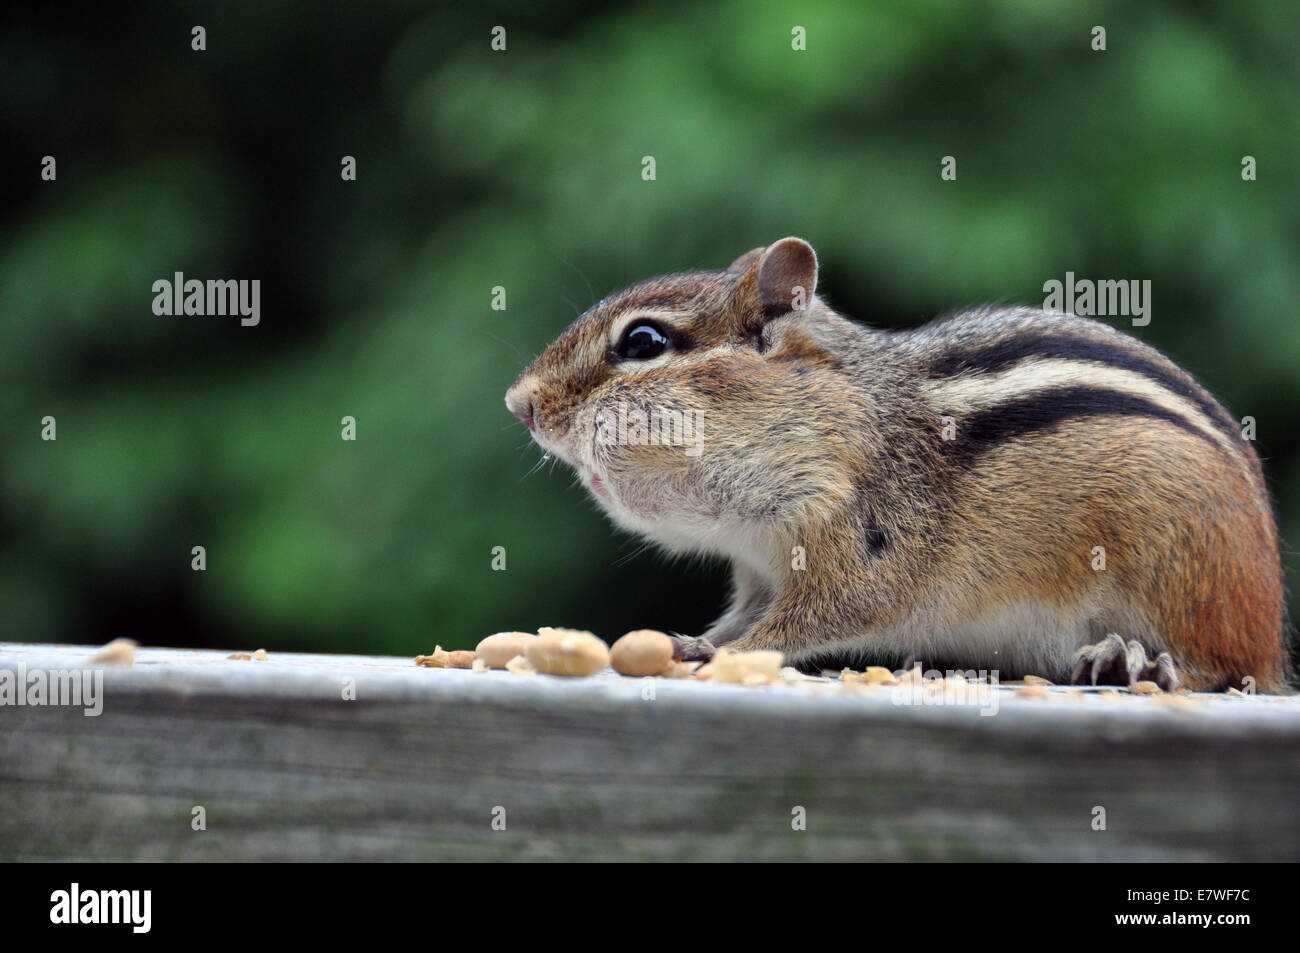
505, 238, 1291, 693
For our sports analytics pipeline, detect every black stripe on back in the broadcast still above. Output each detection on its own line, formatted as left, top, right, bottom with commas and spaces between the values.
929, 332, 1243, 448
951, 385, 1222, 460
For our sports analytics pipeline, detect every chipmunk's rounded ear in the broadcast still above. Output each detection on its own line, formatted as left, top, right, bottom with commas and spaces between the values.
726, 246, 766, 273
755, 237, 818, 319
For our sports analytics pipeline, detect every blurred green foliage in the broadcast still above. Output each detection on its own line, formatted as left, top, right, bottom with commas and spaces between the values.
2, 0, 1298, 656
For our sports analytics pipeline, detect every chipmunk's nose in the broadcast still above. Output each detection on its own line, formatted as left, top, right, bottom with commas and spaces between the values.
505, 387, 535, 430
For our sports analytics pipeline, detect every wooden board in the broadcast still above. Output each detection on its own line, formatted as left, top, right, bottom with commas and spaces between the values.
2, 642, 1298, 861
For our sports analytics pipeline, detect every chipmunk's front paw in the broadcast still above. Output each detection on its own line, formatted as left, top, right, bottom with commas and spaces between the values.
670, 634, 717, 662
1070, 633, 1179, 692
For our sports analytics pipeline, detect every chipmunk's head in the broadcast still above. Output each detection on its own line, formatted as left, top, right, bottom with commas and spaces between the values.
506, 237, 834, 546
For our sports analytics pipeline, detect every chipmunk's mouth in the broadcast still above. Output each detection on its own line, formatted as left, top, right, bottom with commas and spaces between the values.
531, 424, 616, 505
575, 455, 611, 500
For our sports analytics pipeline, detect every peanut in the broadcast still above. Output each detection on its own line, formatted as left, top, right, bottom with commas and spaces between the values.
709, 648, 783, 684
526, 628, 610, 676
475, 632, 536, 669
610, 629, 674, 677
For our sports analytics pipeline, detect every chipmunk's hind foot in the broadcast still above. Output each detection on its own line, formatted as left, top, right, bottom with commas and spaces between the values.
1070, 633, 1179, 692
669, 634, 717, 662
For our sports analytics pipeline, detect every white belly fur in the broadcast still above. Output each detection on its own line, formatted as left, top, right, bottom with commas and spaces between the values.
797, 597, 1160, 681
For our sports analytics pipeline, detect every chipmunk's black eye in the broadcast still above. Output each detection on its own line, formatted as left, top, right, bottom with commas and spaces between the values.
616, 321, 670, 361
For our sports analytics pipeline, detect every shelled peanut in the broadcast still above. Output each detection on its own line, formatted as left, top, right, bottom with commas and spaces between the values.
475, 632, 536, 669
610, 630, 676, 676
525, 628, 610, 676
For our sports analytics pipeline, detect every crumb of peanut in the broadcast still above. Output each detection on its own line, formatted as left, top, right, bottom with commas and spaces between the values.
895, 666, 924, 686
657, 659, 695, 679
90, 639, 137, 665
841, 666, 898, 686
414, 645, 476, 669
505, 655, 537, 675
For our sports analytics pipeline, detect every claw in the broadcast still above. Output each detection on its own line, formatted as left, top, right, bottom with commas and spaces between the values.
1146, 651, 1180, 692
1070, 633, 1179, 692
670, 634, 717, 662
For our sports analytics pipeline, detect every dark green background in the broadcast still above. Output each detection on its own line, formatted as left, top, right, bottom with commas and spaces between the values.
3, 1, 1298, 658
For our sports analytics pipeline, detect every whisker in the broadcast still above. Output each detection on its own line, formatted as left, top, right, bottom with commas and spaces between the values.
483, 329, 528, 362
555, 251, 598, 308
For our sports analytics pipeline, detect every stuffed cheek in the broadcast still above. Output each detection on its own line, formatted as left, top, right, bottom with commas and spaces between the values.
588, 395, 698, 513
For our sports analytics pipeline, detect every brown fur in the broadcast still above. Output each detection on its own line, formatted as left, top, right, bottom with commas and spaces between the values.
506, 239, 1291, 693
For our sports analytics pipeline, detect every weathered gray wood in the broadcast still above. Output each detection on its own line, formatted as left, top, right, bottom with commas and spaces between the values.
1, 643, 1297, 861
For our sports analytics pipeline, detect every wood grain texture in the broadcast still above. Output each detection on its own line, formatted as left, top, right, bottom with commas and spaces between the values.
1, 643, 1297, 861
